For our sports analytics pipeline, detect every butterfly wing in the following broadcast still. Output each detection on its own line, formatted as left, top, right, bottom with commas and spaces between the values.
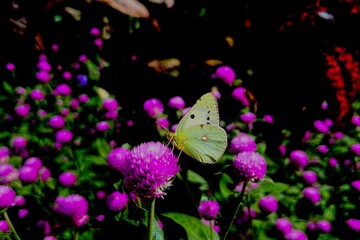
176, 92, 220, 131
176, 124, 228, 164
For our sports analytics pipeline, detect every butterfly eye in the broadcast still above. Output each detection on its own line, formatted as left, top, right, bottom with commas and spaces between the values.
190, 114, 195, 119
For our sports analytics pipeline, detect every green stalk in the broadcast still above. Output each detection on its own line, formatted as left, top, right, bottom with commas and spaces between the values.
3, 211, 21, 240
210, 220, 214, 240
148, 198, 156, 240
222, 181, 248, 240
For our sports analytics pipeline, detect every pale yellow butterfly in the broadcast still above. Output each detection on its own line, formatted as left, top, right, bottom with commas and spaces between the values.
166, 92, 228, 164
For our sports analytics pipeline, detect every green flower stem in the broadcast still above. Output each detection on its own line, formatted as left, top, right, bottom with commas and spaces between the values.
3, 211, 21, 240
222, 181, 248, 240
210, 220, 214, 240
148, 198, 156, 240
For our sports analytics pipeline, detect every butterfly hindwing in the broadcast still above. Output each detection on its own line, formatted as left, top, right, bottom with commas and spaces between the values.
178, 124, 228, 164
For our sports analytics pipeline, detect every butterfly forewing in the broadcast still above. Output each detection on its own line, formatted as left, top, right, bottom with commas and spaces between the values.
179, 125, 228, 164
176, 93, 220, 132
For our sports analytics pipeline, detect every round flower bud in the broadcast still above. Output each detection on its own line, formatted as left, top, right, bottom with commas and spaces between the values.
232, 87, 250, 106
55, 129, 73, 143
316, 220, 331, 233
258, 195, 278, 213
302, 170, 317, 185
0, 220, 9, 232
106, 191, 129, 211
198, 200, 220, 220
6, 63, 15, 71
317, 144, 329, 153
59, 171, 77, 186
351, 115, 360, 126
289, 150, 308, 170
307, 221, 317, 231
0, 185, 16, 208
30, 89, 45, 100
78, 94, 89, 103
212, 65, 236, 85
346, 218, 360, 232
49, 115, 65, 129
314, 120, 329, 134
36, 70, 51, 83
168, 96, 185, 109
53, 194, 89, 226
12, 136, 27, 149
230, 133, 257, 154
350, 143, 360, 155
143, 98, 164, 118
19, 166, 38, 183
156, 117, 169, 130
285, 229, 307, 240
303, 187, 321, 205
18, 208, 29, 218
54, 84, 71, 96
328, 158, 338, 168
240, 112, 256, 123
263, 115, 274, 124
102, 98, 119, 111
107, 147, 132, 174
0, 163, 19, 184
351, 180, 360, 192
39, 167, 51, 181
15, 104, 30, 118
24, 157, 43, 171
275, 218, 292, 236
233, 151, 267, 182
96, 121, 110, 132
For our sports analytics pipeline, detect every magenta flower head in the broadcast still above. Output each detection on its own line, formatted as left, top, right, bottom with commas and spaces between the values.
258, 195, 278, 213
328, 157, 338, 168
232, 87, 250, 106
285, 229, 307, 240
49, 115, 65, 129
12, 136, 27, 149
123, 141, 179, 199
156, 117, 170, 130
19, 165, 38, 183
59, 171, 77, 187
0, 163, 19, 184
107, 147, 132, 173
198, 200, 220, 220
53, 194, 89, 227
78, 94, 89, 103
0, 146, 10, 164
0, 185, 16, 208
168, 96, 185, 109
24, 157, 43, 171
230, 133, 257, 154
106, 191, 129, 211
36, 70, 51, 83
240, 112, 256, 123
0, 220, 9, 232
346, 219, 360, 232
6, 63, 15, 71
275, 218, 292, 236
314, 120, 329, 134
212, 65, 236, 85
96, 121, 110, 132
54, 84, 71, 96
316, 220, 331, 233
351, 180, 360, 192
351, 115, 360, 126
302, 170, 317, 185
143, 98, 164, 118
15, 104, 30, 118
263, 115, 274, 124
30, 89, 45, 100
350, 143, 360, 155
303, 186, 321, 205
102, 98, 119, 112
40, 167, 51, 181
55, 129, 73, 143
289, 150, 308, 170
317, 144, 329, 153
233, 151, 267, 182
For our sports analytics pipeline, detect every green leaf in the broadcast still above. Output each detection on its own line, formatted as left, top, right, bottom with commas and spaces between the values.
187, 170, 209, 191
94, 138, 111, 159
84, 59, 100, 81
162, 212, 219, 240
84, 154, 107, 165
218, 173, 234, 200
2, 81, 14, 94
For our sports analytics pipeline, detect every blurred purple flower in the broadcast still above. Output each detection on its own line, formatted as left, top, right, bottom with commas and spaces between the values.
78, 94, 89, 103
350, 143, 360, 155
106, 191, 129, 211
30, 89, 45, 100
102, 98, 119, 112
19, 166, 38, 183
317, 144, 329, 153
53, 194, 89, 227
351, 180, 360, 192
0, 185, 16, 208
0, 163, 19, 184
307, 221, 317, 231
62, 71, 72, 80
0, 220, 9, 232
275, 218, 292, 236
303, 186, 321, 205
285, 229, 307, 240
59, 171, 77, 187
156, 117, 169, 130
240, 112, 256, 123
96, 214, 105, 221
37, 59, 51, 71
55, 129, 73, 143
302, 170, 317, 185
351, 115, 360, 126
198, 200, 220, 220
18, 208, 29, 218
316, 220, 331, 233
123, 141, 179, 198
302, 131, 312, 142
212, 65, 236, 85
36, 70, 51, 83
0, 146, 10, 164
231, 87, 250, 106
39, 167, 51, 181
143, 98, 164, 118
279, 144, 287, 156
258, 195, 278, 213
289, 150, 308, 170
201, 219, 220, 233
168, 96, 185, 109
107, 147, 132, 174
314, 120, 329, 134
6, 63, 15, 71
346, 219, 360, 232
13, 196, 25, 206
263, 114, 274, 124
233, 151, 266, 182
15, 104, 30, 118
24, 157, 43, 171
230, 133, 257, 154
328, 158, 339, 168
49, 115, 65, 129
96, 121, 110, 132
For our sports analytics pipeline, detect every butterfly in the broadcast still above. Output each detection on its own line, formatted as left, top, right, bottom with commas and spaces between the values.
166, 92, 228, 164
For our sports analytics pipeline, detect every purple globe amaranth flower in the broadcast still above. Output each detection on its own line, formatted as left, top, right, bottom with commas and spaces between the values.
12, 136, 27, 149
106, 191, 129, 211
30, 89, 45, 100
346, 219, 360, 232
328, 157, 338, 168
15, 104, 30, 118
351, 115, 360, 126
201, 219, 220, 233
279, 144, 287, 156
237, 207, 256, 224
49, 115, 65, 129
96, 190, 106, 199
263, 114, 274, 124
59, 171, 77, 187
0, 146, 10, 164
240, 112, 256, 123
104, 110, 118, 120
333, 131, 343, 139
102, 98, 119, 112
54, 83, 71, 96
18, 208, 29, 218
314, 120, 329, 134
19, 165, 38, 183
233, 151, 267, 182
96, 215, 105, 221
90, 27, 101, 36
13, 196, 25, 206
289, 150, 308, 170
0, 185, 16, 208
321, 101, 328, 110
302, 130, 312, 143
70, 98, 79, 110
37, 59, 51, 71
258, 195, 278, 213
156, 117, 169, 130
78, 94, 89, 103
53, 194, 89, 227
230, 133, 257, 154
316, 220, 331, 233
168, 96, 185, 109
0, 163, 19, 184
212, 65, 236, 85
55, 129, 73, 143
302, 170, 317, 185
350, 180, 360, 192
24, 157, 43, 171
275, 218, 292, 236
198, 200, 220, 220
232, 87, 250, 106
44, 236, 56, 240
303, 186, 321, 205
307, 221, 317, 231
285, 229, 308, 240
39, 167, 51, 181
350, 143, 360, 155
6, 63, 15, 71
36, 70, 51, 83
96, 121, 110, 132
0, 220, 9, 232
107, 147, 132, 173
123, 141, 179, 198
317, 144, 329, 153
143, 98, 164, 118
